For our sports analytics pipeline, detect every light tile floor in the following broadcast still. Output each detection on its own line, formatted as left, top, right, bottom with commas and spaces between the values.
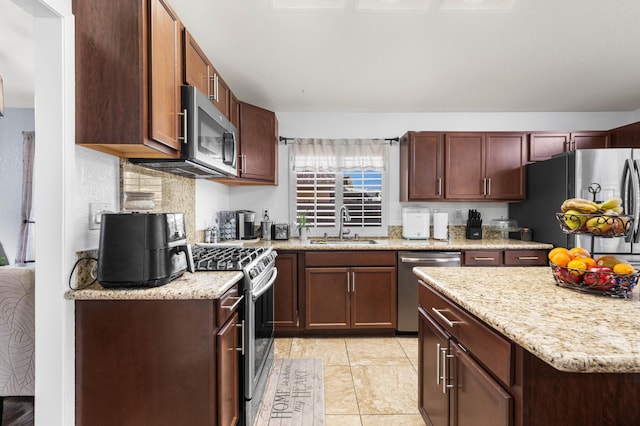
274, 336, 425, 426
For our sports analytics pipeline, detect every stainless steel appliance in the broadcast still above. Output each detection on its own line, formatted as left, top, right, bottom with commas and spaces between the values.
397, 251, 461, 333
192, 244, 278, 426
130, 85, 237, 178
509, 149, 640, 267
236, 210, 257, 240
97, 213, 190, 288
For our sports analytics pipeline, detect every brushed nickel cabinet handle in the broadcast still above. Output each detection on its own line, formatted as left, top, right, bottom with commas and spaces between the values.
431, 308, 462, 328
473, 257, 496, 261
518, 256, 540, 260
236, 320, 245, 355
436, 343, 442, 385
222, 295, 244, 311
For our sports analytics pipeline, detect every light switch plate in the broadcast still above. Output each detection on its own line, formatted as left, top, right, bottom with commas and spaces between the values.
89, 203, 112, 230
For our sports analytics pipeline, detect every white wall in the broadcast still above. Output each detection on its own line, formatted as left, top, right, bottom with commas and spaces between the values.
73, 146, 120, 250
0, 108, 35, 264
195, 179, 231, 230
228, 111, 637, 235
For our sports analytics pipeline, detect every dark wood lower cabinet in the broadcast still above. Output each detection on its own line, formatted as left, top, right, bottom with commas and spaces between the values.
274, 252, 302, 333
303, 251, 397, 332
75, 285, 241, 426
419, 309, 512, 426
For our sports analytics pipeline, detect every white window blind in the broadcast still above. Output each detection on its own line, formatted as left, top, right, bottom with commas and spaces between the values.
291, 138, 387, 230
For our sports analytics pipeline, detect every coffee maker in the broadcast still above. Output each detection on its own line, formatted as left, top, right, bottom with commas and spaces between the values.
236, 210, 257, 240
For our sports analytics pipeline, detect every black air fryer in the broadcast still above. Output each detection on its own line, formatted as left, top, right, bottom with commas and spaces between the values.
97, 213, 190, 288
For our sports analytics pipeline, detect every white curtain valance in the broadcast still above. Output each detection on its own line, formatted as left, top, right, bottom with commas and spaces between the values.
290, 138, 388, 172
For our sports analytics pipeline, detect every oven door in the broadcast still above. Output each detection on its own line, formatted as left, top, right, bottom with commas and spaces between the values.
245, 267, 278, 399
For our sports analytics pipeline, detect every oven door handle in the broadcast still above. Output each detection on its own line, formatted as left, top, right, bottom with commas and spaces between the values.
252, 268, 278, 301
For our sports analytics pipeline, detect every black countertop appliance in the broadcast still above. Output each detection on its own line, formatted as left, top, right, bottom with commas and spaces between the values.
236, 210, 257, 240
97, 212, 190, 288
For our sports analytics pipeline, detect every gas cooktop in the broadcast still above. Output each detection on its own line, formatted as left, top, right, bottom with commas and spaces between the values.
191, 245, 268, 271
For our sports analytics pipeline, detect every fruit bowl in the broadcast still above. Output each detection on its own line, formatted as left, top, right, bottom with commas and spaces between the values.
555, 213, 633, 237
549, 262, 638, 298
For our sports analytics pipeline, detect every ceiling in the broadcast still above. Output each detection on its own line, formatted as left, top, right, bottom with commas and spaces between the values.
3, 0, 640, 113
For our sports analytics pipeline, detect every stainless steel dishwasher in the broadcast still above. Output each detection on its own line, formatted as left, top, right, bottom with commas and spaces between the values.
397, 251, 461, 333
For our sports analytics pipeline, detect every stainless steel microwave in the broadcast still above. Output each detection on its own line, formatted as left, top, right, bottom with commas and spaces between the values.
131, 85, 238, 178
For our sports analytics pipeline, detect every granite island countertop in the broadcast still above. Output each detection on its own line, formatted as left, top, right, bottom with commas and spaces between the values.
413, 266, 640, 374
64, 270, 243, 300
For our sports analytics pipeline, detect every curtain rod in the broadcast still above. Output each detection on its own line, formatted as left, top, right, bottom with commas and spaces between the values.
278, 136, 399, 145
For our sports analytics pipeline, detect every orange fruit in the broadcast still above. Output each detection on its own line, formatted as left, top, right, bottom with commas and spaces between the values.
550, 252, 572, 267
567, 259, 587, 274
569, 247, 590, 258
581, 257, 597, 269
548, 247, 572, 261
613, 263, 636, 275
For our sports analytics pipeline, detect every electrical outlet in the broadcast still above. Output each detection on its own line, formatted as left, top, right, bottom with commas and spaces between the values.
89, 203, 112, 230
263, 208, 269, 219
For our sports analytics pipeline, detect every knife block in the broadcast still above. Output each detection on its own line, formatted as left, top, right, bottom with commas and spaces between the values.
466, 222, 482, 240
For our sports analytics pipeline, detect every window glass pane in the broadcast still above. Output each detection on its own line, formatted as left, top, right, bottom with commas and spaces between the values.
296, 172, 336, 227
295, 170, 383, 228
343, 170, 382, 227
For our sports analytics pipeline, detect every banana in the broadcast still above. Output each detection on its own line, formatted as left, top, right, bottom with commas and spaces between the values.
598, 197, 623, 211
560, 198, 600, 214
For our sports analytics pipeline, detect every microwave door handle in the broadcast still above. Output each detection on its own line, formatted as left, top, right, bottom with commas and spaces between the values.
222, 133, 235, 166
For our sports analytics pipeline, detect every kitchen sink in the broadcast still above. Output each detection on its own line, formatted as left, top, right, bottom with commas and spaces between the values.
309, 239, 379, 245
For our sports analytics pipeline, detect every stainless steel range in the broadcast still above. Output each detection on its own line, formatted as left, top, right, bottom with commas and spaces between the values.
193, 244, 278, 426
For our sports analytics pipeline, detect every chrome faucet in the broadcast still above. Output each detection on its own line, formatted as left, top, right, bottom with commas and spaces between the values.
339, 206, 351, 240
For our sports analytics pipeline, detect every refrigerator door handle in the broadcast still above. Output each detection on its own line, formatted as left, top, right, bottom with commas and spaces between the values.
632, 160, 640, 243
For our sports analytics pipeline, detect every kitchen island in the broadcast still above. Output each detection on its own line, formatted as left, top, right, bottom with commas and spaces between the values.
414, 266, 640, 426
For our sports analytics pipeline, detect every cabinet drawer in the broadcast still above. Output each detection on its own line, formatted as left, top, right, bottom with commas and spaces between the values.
503, 250, 548, 266
305, 251, 396, 267
463, 250, 502, 266
216, 283, 241, 327
418, 280, 513, 386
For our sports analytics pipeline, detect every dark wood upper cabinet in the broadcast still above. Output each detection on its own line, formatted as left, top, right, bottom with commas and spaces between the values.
445, 132, 526, 201
183, 30, 231, 120
610, 121, 640, 148
400, 132, 445, 201
238, 102, 279, 183
528, 131, 610, 162
74, 0, 182, 158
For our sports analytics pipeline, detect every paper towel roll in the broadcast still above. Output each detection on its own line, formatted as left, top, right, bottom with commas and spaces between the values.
433, 212, 449, 240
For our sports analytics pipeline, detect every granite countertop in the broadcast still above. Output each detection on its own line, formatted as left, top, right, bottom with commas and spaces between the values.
256, 236, 553, 251
413, 266, 640, 374
64, 270, 243, 301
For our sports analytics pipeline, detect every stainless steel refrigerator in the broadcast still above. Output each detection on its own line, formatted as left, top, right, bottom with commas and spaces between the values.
509, 149, 640, 267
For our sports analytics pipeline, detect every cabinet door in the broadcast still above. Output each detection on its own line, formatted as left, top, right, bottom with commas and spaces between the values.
610, 121, 640, 148
484, 133, 526, 200
401, 132, 444, 201
445, 133, 485, 199
528, 132, 570, 162
217, 312, 240, 426
149, 0, 181, 151
230, 92, 240, 130
571, 131, 610, 150
274, 253, 299, 330
212, 67, 231, 119
351, 267, 397, 329
451, 341, 512, 426
305, 268, 350, 330
418, 309, 450, 426
239, 102, 278, 182
184, 30, 211, 98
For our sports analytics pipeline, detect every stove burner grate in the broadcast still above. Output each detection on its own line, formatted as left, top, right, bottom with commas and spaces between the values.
192, 246, 266, 271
